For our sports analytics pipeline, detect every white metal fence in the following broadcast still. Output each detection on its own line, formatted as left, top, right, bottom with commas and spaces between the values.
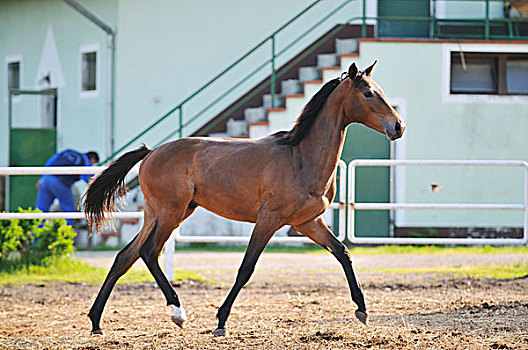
348, 159, 528, 245
2, 160, 527, 245
0, 162, 346, 243
0, 166, 142, 221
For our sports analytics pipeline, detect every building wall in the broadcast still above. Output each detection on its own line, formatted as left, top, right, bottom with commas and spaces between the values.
1, 0, 364, 163
2, 0, 525, 232
0, 0, 117, 166
113, 0, 361, 150
342, 40, 528, 228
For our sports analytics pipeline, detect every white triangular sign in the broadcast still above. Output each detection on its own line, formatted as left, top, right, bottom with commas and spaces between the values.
35, 24, 65, 88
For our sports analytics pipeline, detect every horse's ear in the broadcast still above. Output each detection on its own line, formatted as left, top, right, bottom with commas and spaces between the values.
348, 63, 358, 80
364, 60, 377, 77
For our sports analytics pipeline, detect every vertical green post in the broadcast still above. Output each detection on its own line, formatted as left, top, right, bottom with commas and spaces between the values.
430, 0, 436, 38
8, 90, 13, 130
361, 0, 367, 37
484, 0, 490, 39
270, 35, 276, 108
6, 90, 12, 211
178, 106, 183, 138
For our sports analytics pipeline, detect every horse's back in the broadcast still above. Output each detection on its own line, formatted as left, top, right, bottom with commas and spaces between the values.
137, 135, 289, 221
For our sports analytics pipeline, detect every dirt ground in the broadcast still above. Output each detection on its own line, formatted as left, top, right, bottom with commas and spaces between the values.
1, 253, 527, 349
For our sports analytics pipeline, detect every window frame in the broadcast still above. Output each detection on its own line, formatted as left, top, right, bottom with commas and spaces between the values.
450, 52, 528, 96
79, 44, 100, 98
5, 55, 23, 103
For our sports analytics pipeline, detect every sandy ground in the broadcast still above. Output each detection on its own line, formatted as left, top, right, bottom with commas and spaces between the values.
0, 251, 527, 349
74, 250, 528, 271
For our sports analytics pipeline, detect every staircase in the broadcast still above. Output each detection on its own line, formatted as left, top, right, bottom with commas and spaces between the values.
214, 38, 359, 139
195, 25, 371, 140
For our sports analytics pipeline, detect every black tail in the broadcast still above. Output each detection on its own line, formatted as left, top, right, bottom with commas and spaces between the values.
83, 144, 151, 231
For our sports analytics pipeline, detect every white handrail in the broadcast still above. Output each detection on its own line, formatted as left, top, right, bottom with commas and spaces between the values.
348, 159, 528, 245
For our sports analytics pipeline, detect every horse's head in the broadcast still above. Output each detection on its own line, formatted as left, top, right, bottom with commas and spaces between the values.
342, 62, 405, 141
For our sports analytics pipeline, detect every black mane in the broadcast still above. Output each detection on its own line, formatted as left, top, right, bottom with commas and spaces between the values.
275, 78, 342, 146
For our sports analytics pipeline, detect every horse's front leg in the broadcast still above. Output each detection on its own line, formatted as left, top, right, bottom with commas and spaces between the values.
293, 216, 369, 325
214, 213, 281, 336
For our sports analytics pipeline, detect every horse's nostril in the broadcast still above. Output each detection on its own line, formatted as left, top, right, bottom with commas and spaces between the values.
395, 121, 401, 134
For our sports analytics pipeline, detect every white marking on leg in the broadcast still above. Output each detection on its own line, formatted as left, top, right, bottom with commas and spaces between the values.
172, 305, 187, 321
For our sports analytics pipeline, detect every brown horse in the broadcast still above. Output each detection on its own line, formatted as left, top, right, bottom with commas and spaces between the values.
83, 62, 405, 336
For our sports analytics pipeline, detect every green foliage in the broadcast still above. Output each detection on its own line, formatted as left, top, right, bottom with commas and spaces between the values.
369, 261, 528, 280
0, 256, 203, 285
0, 208, 75, 268
0, 218, 23, 263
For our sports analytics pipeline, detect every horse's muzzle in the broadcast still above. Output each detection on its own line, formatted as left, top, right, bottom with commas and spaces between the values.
384, 119, 405, 141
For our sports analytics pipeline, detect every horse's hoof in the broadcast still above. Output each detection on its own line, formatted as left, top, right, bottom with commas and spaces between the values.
91, 329, 103, 335
171, 315, 186, 328
213, 328, 227, 337
355, 310, 369, 326
171, 305, 187, 329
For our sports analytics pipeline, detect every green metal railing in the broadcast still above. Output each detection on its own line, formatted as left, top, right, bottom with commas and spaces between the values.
103, 0, 528, 164
102, 0, 352, 163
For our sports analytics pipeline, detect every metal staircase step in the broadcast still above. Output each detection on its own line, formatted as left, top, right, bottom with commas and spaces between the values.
281, 79, 303, 95
262, 94, 285, 109
298, 66, 322, 82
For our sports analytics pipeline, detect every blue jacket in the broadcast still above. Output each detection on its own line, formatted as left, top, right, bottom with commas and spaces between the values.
43, 149, 92, 186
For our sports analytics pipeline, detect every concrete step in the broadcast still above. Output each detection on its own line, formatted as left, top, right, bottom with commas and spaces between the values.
335, 38, 358, 55
244, 107, 267, 123
262, 94, 285, 109
317, 53, 338, 68
226, 118, 248, 137
298, 66, 321, 82
248, 122, 270, 139
216, 37, 360, 139
281, 79, 303, 95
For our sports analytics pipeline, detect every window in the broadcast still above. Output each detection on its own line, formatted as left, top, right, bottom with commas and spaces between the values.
79, 44, 99, 98
506, 59, 528, 94
451, 52, 528, 95
81, 51, 96, 91
7, 61, 20, 91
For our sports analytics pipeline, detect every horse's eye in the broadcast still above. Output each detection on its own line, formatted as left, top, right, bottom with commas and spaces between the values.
363, 91, 373, 98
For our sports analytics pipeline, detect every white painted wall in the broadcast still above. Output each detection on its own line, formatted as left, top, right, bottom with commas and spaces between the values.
113, 0, 361, 149
342, 40, 528, 228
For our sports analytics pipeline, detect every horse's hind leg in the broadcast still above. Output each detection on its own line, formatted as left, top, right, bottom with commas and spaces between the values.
293, 216, 369, 325
88, 211, 156, 334
138, 206, 195, 328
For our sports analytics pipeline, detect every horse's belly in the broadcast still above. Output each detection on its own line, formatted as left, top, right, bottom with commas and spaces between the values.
193, 189, 259, 223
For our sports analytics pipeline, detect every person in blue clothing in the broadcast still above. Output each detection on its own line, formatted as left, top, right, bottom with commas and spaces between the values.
35, 149, 99, 225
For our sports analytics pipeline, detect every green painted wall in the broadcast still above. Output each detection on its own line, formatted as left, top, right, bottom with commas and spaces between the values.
9, 128, 56, 210
343, 124, 391, 237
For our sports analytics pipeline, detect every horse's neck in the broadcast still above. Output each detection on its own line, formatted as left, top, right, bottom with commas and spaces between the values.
298, 95, 347, 193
